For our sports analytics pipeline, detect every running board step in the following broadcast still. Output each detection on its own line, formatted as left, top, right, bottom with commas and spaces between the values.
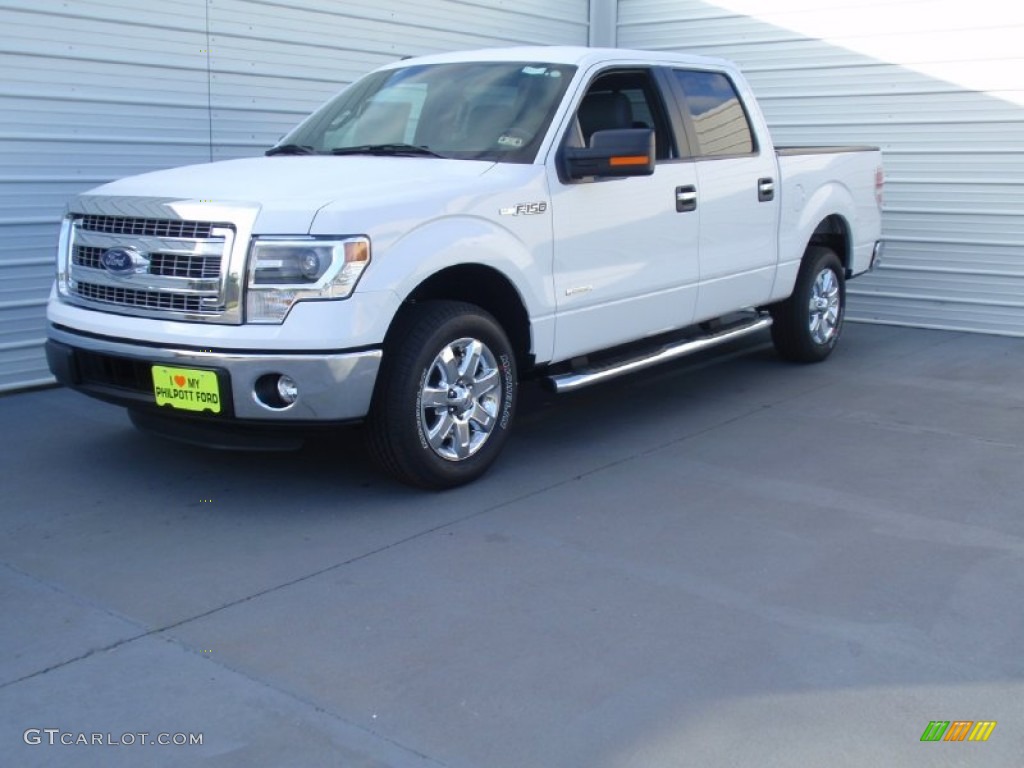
545, 315, 773, 393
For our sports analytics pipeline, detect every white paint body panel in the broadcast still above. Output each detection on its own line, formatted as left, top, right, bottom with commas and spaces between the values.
775, 151, 880, 296
549, 163, 701, 360
692, 154, 779, 320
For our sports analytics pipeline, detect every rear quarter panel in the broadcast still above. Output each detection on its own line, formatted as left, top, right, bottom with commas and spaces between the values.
773, 148, 882, 301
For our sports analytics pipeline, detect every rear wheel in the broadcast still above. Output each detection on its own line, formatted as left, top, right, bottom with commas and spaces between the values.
366, 301, 517, 489
770, 246, 845, 362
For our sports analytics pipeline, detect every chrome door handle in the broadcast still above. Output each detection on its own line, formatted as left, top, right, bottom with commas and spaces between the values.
676, 185, 697, 212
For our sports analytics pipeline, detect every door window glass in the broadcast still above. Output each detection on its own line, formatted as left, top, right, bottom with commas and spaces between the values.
568, 70, 676, 160
673, 71, 755, 156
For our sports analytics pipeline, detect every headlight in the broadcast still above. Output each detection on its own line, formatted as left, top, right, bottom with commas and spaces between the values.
246, 236, 370, 323
55, 215, 74, 298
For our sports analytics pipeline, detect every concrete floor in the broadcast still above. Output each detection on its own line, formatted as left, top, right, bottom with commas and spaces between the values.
1, 323, 1022, 767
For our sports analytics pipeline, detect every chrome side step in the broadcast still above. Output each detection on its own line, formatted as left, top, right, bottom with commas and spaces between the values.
545, 314, 773, 394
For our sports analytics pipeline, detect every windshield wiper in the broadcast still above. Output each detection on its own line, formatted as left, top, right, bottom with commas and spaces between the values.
265, 144, 316, 156
330, 143, 445, 158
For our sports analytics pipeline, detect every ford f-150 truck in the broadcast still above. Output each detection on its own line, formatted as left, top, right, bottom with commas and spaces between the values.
46, 46, 884, 488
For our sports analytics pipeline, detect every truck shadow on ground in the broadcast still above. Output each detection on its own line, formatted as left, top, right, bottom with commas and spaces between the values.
127, 334, 790, 506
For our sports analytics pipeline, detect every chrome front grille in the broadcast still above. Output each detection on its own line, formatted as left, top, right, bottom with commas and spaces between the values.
63, 212, 238, 323
148, 251, 222, 279
72, 245, 221, 279
79, 215, 213, 240
74, 282, 209, 314
74, 245, 105, 270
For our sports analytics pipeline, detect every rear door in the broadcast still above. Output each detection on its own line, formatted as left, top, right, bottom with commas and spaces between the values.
667, 69, 780, 321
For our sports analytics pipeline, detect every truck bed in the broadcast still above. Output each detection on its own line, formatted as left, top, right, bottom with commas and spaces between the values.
775, 145, 880, 156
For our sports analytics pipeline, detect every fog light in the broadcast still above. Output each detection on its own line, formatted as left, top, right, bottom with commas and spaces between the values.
276, 375, 299, 404
254, 373, 299, 410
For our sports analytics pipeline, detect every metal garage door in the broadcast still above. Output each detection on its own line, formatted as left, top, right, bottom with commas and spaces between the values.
0, 0, 589, 392
617, 0, 1024, 336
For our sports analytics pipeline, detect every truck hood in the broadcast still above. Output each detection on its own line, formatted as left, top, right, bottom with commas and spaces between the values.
83, 156, 498, 232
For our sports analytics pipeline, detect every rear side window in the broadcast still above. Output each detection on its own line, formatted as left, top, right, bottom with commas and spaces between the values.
672, 70, 755, 157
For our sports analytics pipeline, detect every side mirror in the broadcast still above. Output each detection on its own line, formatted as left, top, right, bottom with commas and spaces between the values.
563, 128, 655, 181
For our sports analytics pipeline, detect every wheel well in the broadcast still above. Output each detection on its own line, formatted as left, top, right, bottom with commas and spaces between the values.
403, 265, 533, 370
809, 215, 852, 275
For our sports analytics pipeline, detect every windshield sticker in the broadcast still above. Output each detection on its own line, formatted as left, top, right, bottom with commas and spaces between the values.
522, 66, 563, 78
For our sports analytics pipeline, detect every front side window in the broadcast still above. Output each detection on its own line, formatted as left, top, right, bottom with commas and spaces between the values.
276, 62, 576, 163
673, 70, 755, 157
566, 70, 676, 160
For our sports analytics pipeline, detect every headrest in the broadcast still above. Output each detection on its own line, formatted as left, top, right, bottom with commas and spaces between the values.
578, 92, 634, 142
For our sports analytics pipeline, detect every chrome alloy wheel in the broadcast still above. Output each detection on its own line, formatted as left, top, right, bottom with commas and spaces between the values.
808, 267, 841, 345
419, 337, 501, 462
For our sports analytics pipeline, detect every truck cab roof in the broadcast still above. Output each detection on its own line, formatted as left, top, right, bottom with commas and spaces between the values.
378, 45, 739, 75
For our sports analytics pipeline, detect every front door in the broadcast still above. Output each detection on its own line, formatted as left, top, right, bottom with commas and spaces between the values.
549, 68, 700, 362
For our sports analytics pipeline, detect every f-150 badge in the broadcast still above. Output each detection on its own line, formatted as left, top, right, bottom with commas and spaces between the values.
500, 202, 548, 216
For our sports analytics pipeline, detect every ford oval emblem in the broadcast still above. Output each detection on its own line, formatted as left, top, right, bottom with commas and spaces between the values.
100, 247, 144, 275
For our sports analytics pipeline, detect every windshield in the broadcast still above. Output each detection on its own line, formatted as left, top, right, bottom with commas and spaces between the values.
274, 61, 576, 163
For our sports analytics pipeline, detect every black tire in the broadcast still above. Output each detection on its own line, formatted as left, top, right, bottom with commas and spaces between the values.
770, 246, 845, 363
366, 301, 517, 489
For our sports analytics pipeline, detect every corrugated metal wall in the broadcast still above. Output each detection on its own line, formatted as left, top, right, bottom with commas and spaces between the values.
617, 0, 1024, 336
0, 0, 589, 392
1, 0, 203, 391
205, 0, 590, 161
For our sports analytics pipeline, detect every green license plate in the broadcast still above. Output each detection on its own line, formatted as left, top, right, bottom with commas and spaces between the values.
152, 365, 222, 414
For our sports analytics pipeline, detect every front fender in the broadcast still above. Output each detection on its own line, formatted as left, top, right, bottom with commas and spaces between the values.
358, 214, 556, 361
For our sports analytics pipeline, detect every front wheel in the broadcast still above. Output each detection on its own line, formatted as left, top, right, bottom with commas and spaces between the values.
366, 301, 517, 489
770, 246, 846, 363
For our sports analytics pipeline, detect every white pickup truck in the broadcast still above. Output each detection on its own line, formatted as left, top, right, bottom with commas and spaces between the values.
46, 46, 883, 488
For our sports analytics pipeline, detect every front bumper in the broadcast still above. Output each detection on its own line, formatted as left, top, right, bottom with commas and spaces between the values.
46, 324, 381, 423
